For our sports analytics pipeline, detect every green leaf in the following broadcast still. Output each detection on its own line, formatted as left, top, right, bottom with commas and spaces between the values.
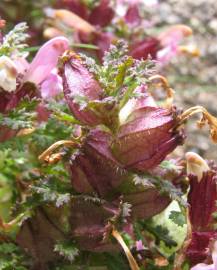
169, 211, 186, 227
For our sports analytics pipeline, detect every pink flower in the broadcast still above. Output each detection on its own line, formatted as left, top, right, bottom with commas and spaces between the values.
0, 36, 69, 113
0, 37, 69, 142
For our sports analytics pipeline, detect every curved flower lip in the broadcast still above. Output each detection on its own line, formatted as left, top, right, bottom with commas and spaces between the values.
24, 36, 69, 85
40, 70, 63, 100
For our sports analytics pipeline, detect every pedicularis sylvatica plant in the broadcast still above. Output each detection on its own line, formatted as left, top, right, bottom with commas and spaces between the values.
0, 2, 217, 270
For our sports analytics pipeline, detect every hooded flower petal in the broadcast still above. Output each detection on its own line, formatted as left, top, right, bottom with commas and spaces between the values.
24, 36, 69, 85
157, 24, 193, 64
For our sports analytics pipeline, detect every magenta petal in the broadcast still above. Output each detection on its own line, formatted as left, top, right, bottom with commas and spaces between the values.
191, 264, 214, 270
25, 37, 69, 85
